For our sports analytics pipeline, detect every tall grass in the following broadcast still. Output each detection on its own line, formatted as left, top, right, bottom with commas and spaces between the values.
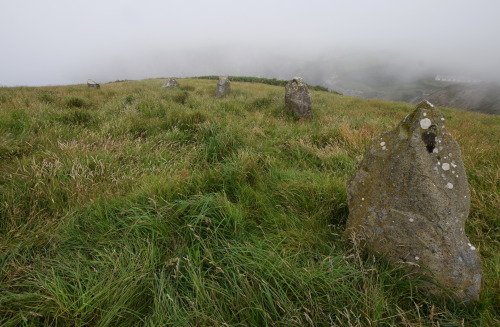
1, 79, 499, 326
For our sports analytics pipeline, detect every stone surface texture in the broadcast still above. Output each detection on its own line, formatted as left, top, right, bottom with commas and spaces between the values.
216, 76, 231, 98
162, 78, 180, 88
285, 77, 312, 118
345, 100, 482, 303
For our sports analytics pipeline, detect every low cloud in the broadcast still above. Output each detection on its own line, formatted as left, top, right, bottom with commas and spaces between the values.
2, 0, 500, 87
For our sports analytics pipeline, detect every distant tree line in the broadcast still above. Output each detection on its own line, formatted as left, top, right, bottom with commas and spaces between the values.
193, 75, 334, 92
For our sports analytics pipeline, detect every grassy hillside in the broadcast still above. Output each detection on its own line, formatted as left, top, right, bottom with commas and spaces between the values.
0, 78, 498, 326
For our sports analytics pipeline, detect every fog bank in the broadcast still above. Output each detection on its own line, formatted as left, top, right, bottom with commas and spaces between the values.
2, 0, 499, 87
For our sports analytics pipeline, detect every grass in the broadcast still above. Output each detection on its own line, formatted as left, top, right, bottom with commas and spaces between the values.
0, 78, 499, 326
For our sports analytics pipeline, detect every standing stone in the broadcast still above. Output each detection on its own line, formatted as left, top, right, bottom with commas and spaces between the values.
285, 77, 312, 118
216, 76, 231, 98
162, 78, 180, 88
87, 79, 100, 89
345, 100, 482, 303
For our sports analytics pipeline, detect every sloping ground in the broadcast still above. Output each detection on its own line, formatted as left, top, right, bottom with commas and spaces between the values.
427, 83, 500, 115
0, 79, 499, 326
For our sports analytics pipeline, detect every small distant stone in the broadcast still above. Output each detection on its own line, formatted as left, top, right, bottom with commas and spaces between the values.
162, 78, 180, 88
216, 76, 231, 98
446, 182, 454, 189
87, 79, 100, 89
285, 77, 312, 119
442, 163, 450, 171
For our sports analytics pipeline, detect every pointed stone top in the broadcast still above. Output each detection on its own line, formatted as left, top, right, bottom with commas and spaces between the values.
402, 101, 445, 135
417, 100, 435, 109
292, 77, 304, 83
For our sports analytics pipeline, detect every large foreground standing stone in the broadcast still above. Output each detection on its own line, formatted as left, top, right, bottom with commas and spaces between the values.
162, 78, 180, 88
216, 76, 231, 98
285, 77, 312, 118
345, 101, 482, 302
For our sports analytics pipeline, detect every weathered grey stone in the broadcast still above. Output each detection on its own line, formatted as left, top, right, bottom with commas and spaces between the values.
285, 77, 312, 118
87, 79, 100, 89
345, 100, 482, 303
162, 78, 180, 88
216, 76, 231, 98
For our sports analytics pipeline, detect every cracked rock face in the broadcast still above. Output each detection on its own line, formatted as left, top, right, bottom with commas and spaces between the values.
216, 76, 231, 98
345, 101, 482, 303
285, 77, 312, 118
162, 78, 179, 88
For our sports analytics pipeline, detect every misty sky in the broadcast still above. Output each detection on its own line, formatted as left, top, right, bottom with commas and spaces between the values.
1, 0, 500, 86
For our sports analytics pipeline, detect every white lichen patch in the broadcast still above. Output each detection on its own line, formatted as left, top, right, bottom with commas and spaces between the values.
380, 142, 386, 146
441, 117, 445, 121
409, 218, 414, 222
423, 112, 427, 116
445, 182, 454, 189
442, 163, 450, 171
415, 256, 420, 260
420, 118, 432, 129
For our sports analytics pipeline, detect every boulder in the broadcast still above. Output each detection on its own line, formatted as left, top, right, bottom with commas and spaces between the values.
87, 79, 100, 89
162, 78, 180, 88
345, 100, 482, 303
216, 76, 231, 98
285, 77, 312, 118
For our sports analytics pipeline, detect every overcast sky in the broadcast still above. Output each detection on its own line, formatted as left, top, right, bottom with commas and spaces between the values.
1, 0, 500, 86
